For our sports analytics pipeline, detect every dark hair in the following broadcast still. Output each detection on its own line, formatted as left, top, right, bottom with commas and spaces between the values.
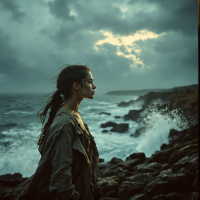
37, 64, 90, 145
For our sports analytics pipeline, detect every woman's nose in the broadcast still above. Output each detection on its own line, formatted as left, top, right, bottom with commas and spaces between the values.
93, 84, 96, 89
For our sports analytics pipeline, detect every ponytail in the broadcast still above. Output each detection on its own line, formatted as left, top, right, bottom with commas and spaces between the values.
37, 90, 64, 145
37, 64, 90, 145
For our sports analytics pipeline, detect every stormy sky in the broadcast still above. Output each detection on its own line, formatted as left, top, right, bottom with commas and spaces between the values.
0, 0, 198, 94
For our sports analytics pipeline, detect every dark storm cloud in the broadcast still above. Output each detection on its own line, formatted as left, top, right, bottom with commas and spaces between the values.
128, 0, 197, 35
48, 0, 75, 21
0, 0, 25, 21
0, 0, 198, 93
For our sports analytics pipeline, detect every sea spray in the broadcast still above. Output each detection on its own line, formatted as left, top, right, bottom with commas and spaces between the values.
136, 100, 189, 157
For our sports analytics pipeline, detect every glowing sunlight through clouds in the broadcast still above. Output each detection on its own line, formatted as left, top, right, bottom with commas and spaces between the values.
94, 30, 165, 68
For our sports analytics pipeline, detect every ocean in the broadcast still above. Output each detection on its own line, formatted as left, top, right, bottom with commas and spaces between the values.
0, 93, 188, 177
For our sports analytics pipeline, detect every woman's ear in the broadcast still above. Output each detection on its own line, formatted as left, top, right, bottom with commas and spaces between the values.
72, 82, 81, 91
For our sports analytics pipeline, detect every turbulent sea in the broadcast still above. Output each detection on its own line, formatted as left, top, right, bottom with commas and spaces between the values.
0, 93, 188, 177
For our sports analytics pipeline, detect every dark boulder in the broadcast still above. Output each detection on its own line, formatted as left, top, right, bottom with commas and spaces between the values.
144, 171, 195, 196
126, 153, 146, 161
100, 122, 129, 133
172, 153, 198, 173
124, 108, 144, 121
118, 181, 145, 199
125, 173, 150, 186
99, 112, 111, 115
168, 144, 198, 165
114, 116, 121, 119
99, 158, 104, 163
134, 163, 162, 173
130, 127, 146, 137
98, 176, 120, 198
129, 194, 150, 200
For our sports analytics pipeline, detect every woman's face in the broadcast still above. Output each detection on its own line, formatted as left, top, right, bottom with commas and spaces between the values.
80, 71, 96, 99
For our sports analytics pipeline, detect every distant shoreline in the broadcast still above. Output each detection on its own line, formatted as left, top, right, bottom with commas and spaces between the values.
105, 84, 198, 96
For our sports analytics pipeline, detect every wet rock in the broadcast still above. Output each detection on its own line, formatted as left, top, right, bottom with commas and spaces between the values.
116, 170, 133, 181
134, 163, 162, 173
160, 143, 171, 150
129, 194, 150, 200
165, 192, 183, 200
98, 176, 120, 198
168, 144, 198, 165
172, 154, 198, 173
126, 153, 146, 161
117, 159, 143, 171
118, 181, 145, 199
146, 148, 175, 164
114, 116, 121, 119
99, 158, 104, 163
103, 198, 120, 200
0, 173, 25, 188
110, 157, 123, 164
125, 173, 150, 185
144, 172, 195, 195
151, 194, 165, 200
100, 122, 129, 133
100, 112, 111, 115
117, 100, 135, 107
168, 124, 199, 146
0, 173, 27, 196
130, 127, 146, 137
190, 192, 199, 200
100, 166, 123, 178
124, 108, 144, 121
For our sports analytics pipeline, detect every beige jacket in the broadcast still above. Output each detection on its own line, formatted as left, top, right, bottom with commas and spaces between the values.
8, 110, 102, 200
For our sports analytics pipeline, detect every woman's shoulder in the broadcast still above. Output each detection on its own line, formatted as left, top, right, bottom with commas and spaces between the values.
51, 109, 77, 128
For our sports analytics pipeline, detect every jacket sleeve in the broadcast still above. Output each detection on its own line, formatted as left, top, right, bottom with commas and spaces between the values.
49, 124, 80, 200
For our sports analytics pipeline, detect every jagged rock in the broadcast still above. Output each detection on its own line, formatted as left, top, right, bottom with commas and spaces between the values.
165, 192, 183, 200
130, 127, 146, 137
100, 112, 111, 115
172, 153, 198, 173
117, 100, 135, 107
134, 163, 162, 173
118, 181, 145, 199
110, 157, 123, 164
146, 148, 175, 164
151, 194, 165, 200
99, 158, 104, 163
190, 192, 199, 200
126, 153, 146, 161
144, 171, 195, 195
168, 124, 199, 146
98, 176, 120, 198
116, 170, 133, 180
114, 116, 121, 119
129, 194, 150, 200
168, 144, 198, 165
103, 198, 120, 200
100, 122, 129, 133
124, 108, 144, 121
125, 173, 150, 185
117, 159, 143, 171
100, 166, 123, 178
102, 130, 109, 133
160, 143, 170, 150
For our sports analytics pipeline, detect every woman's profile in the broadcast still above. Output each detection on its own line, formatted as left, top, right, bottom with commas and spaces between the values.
4, 65, 103, 200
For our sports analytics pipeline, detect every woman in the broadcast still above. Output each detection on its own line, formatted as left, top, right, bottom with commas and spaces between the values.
5, 65, 103, 200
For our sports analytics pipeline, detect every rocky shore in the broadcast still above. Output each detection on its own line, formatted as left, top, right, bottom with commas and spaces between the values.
0, 88, 199, 200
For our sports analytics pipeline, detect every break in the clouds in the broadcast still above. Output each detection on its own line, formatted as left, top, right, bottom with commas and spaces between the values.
0, 0, 198, 93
